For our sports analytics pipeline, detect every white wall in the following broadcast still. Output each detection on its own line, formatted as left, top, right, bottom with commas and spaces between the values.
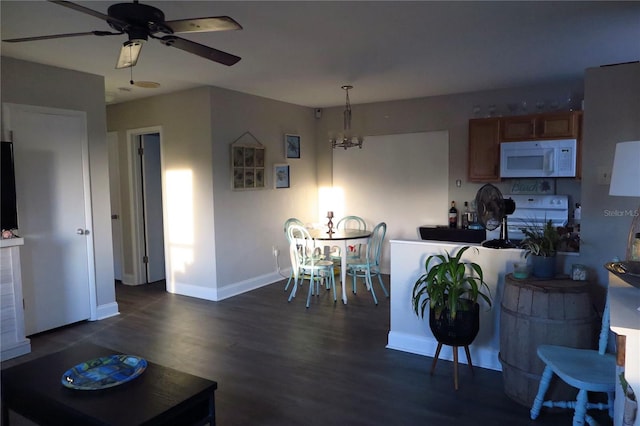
333, 131, 449, 272
208, 86, 319, 298
108, 86, 318, 300
0, 57, 116, 316
580, 62, 640, 288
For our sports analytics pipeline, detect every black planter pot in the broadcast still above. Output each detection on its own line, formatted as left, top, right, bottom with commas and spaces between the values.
429, 301, 480, 346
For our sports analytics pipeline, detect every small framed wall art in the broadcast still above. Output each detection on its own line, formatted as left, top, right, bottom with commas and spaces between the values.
230, 131, 265, 190
274, 163, 290, 189
285, 134, 301, 159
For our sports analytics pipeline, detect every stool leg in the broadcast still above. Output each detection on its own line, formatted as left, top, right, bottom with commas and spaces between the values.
430, 342, 443, 376
453, 346, 459, 391
464, 345, 474, 376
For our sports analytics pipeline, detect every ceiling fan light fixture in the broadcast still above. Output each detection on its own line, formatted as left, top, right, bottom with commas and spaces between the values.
116, 39, 144, 69
331, 85, 363, 150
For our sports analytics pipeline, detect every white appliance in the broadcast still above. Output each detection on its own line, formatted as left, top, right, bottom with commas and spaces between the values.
506, 194, 569, 242
500, 139, 577, 178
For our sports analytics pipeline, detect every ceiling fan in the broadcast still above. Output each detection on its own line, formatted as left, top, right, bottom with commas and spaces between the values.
2, 0, 242, 69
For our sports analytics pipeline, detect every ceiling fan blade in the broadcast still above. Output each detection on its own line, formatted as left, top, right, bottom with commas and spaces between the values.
48, 0, 129, 28
165, 16, 243, 33
158, 35, 240, 66
3, 31, 122, 43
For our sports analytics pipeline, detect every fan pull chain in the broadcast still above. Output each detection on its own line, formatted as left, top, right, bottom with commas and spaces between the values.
128, 42, 135, 85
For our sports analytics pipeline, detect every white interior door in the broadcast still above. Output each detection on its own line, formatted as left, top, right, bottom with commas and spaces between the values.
4, 103, 93, 335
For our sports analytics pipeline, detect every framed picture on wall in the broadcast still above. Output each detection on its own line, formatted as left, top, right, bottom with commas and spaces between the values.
274, 163, 290, 189
285, 134, 301, 159
231, 143, 265, 190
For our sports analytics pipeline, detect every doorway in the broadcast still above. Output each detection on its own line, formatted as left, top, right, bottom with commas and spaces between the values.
129, 129, 166, 285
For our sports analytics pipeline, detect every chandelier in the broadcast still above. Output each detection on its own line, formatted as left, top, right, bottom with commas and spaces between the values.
331, 85, 363, 149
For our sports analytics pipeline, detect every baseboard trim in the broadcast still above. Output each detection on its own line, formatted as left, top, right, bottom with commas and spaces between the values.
1, 339, 31, 361
386, 330, 501, 371
95, 302, 120, 320
168, 270, 289, 302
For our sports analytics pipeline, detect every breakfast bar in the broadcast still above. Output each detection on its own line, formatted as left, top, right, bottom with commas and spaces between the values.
387, 239, 525, 371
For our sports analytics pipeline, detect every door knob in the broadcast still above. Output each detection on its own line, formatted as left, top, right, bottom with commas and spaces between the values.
76, 228, 90, 235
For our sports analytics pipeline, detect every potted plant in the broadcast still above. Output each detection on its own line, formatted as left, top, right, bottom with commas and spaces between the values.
519, 219, 560, 279
411, 246, 492, 346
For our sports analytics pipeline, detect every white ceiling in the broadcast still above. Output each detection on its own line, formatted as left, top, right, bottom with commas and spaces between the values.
1, 1, 639, 107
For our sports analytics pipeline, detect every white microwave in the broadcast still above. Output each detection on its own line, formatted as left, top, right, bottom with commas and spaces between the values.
500, 139, 577, 178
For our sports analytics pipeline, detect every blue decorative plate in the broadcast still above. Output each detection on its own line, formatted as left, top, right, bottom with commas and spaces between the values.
61, 354, 147, 390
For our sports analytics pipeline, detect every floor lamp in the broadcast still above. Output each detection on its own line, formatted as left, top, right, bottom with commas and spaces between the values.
609, 140, 640, 261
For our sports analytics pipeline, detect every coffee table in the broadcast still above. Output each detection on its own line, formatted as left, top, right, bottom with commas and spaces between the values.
1, 342, 217, 425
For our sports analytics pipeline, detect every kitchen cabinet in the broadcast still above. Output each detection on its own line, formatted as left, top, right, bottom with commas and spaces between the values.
502, 111, 581, 141
468, 117, 501, 182
468, 111, 583, 182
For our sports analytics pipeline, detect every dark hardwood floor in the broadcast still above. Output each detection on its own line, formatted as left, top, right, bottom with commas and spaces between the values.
2, 276, 612, 425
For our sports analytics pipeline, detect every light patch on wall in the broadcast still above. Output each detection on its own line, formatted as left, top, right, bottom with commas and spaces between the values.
166, 169, 194, 244
319, 186, 344, 223
165, 169, 194, 292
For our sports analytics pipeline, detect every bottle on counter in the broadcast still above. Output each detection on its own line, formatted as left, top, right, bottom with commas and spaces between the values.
449, 201, 458, 229
462, 201, 470, 229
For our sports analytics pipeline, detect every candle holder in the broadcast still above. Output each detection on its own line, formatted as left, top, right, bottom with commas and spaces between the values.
327, 215, 334, 236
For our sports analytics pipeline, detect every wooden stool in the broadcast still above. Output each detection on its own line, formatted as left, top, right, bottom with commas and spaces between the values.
430, 342, 474, 390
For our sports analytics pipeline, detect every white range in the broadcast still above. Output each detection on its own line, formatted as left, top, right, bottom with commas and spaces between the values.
505, 194, 570, 242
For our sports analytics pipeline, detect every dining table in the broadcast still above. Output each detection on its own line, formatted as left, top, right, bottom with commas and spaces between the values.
307, 228, 372, 304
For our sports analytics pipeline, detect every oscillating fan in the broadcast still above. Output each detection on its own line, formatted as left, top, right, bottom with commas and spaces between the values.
475, 184, 517, 249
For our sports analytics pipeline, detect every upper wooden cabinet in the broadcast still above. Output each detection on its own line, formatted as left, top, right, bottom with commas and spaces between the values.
468, 111, 583, 182
502, 111, 582, 141
468, 118, 501, 182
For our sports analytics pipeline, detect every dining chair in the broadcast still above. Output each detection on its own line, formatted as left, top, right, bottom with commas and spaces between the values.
336, 215, 367, 231
283, 218, 304, 292
334, 215, 367, 261
346, 222, 388, 305
529, 296, 616, 426
287, 224, 337, 308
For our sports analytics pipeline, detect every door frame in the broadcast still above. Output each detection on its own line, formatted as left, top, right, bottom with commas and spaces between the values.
107, 131, 124, 281
2, 102, 97, 322
126, 126, 166, 285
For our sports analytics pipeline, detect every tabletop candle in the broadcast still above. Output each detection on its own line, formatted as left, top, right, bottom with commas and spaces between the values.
327, 211, 334, 218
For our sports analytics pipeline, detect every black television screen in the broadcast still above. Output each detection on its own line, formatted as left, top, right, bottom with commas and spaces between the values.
1, 141, 19, 230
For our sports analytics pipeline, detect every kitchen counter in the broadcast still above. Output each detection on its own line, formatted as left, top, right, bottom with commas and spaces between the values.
387, 239, 583, 371
388, 239, 524, 371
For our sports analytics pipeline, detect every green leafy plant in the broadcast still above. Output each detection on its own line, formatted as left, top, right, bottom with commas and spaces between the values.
519, 219, 561, 258
412, 246, 492, 320
620, 372, 637, 401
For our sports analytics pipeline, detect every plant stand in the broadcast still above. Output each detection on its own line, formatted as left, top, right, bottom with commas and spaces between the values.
431, 342, 474, 390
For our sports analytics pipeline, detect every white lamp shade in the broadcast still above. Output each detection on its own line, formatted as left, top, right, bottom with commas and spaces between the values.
609, 141, 640, 197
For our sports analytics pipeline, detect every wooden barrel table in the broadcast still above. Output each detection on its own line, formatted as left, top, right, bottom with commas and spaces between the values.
499, 274, 594, 407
